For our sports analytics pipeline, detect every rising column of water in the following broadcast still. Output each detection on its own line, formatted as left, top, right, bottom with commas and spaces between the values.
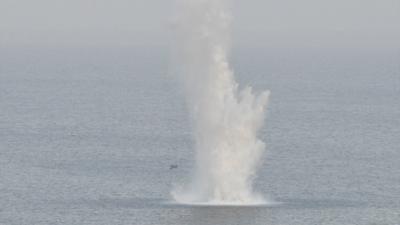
171, 0, 270, 204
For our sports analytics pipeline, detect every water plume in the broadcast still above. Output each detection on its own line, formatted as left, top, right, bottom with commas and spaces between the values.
171, 0, 270, 205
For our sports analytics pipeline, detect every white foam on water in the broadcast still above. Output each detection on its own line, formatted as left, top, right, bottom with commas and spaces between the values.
171, 0, 270, 205
163, 198, 282, 207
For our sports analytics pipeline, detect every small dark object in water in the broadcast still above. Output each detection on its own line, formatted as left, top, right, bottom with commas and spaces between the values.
169, 164, 178, 170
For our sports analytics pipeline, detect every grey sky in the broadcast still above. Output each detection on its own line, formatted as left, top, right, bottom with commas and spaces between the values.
1, 0, 399, 47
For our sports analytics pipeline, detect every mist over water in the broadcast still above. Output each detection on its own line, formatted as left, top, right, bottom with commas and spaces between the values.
171, 0, 270, 204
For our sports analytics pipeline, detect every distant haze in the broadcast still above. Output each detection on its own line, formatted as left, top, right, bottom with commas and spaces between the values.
0, 0, 399, 47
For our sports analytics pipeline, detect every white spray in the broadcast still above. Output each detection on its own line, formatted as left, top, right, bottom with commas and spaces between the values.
171, 0, 270, 204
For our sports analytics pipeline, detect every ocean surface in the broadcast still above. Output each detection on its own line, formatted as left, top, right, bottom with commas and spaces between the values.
0, 46, 399, 224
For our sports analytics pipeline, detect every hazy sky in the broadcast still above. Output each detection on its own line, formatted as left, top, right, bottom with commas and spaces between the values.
1, 0, 399, 47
